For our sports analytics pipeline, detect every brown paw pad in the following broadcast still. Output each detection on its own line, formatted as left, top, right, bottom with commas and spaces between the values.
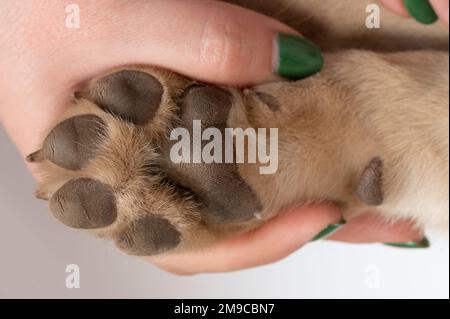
181, 85, 233, 127
162, 85, 261, 224
30, 68, 263, 256
50, 178, 117, 229
87, 70, 163, 125
355, 157, 384, 206
116, 215, 181, 256
42, 115, 106, 170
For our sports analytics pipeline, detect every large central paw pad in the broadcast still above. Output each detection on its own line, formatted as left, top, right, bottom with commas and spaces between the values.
28, 67, 261, 256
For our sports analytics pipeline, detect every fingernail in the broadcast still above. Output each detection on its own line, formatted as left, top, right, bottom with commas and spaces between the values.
275, 33, 324, 80
311, 221, 346, 241
384, 236, 431, 249
404, 0, 438, 24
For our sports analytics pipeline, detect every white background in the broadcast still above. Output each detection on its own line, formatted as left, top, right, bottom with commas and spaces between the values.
0, 126, 448, 299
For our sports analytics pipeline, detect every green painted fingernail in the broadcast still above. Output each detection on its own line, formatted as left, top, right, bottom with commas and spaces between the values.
384, 237, 431, 249
276, 33, 324, 80
404, 0, 438, 25
311, 221, 346, 241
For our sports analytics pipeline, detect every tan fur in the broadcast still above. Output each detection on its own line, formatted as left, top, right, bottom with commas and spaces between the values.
30, 0, 448, 255
226, 0, 448, 51
235, 50, 449, 232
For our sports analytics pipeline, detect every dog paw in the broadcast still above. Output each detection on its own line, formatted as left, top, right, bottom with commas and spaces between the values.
28, 67, 262, 256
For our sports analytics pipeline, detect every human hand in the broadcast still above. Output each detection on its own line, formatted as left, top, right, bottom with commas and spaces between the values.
380, 0, 449, 25
0, 0, 425, 275
150, 205, 425, 275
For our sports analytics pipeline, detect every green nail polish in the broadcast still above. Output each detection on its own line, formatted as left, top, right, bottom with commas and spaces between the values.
312, 221, 346, 241
384, 237, 431, 249
276, 33, 324, 80
404, 0, 438, 25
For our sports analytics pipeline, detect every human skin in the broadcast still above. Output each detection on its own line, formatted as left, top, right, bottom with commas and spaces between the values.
380, 0, 449, 25
0, 0, 423, 275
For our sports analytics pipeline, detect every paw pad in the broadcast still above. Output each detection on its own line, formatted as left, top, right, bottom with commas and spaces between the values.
162, 85, 261, 224
50, 178, 117, 229
87, 70, 163, 125
30, 68, 262, 255
355, 157, 384, 206
43, 115, 106, 170
116, 215, 181, 256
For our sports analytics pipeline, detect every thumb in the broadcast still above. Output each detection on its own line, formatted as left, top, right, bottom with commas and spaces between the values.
62, 0, 323, 86
0, 0, 324, 162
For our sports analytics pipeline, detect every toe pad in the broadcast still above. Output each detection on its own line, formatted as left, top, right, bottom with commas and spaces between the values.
116, 215, 181, 256
50, 178, 117, 229
88, 70, 163, 125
